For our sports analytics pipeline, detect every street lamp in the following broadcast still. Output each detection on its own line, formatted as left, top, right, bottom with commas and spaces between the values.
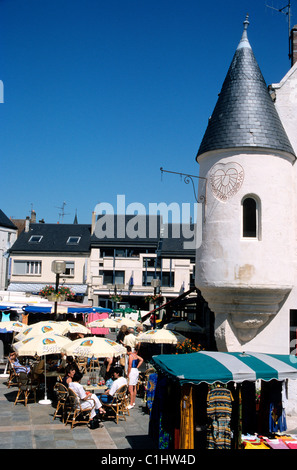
51, 261, 66, 318
151, 278, 161, 329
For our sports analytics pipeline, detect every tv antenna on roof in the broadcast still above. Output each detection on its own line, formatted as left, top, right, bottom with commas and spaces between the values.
266, 0, 292, 58
56, 201, 70, 223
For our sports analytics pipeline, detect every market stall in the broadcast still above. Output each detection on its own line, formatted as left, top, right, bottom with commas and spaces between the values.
150, 351, 297, 450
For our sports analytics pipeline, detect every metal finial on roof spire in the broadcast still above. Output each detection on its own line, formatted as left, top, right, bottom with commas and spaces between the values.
237, 13, 251, 50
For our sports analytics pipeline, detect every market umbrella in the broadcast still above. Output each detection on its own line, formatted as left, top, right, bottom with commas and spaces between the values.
137, 328, 185, 344
57, 320, 91, 335
137, 328, 186, 353
87, 318, 119, 329
0, 321, 27, 333
164, 321, 205, 334
13, 333, 72, 405
62, 336, 126, 359
0, 321, 28, 377
15, 321, 68, 342
113, 317, 140, 328
123, 308, 138, 314
113, 308, 125, 317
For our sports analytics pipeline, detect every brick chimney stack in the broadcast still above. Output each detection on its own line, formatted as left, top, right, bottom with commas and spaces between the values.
290, 25, 297, 67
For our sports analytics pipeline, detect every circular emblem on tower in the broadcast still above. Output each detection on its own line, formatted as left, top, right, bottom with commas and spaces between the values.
209, 162, 244, 202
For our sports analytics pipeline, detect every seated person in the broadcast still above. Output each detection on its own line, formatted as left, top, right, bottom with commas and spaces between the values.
56, 352, 67, 373
9, 351, 31, 374
31, 357, 45, 381
66, 356, 80, 374
98, 366, 127, 404
61, 364, 76, 388
69, 372, 106, 424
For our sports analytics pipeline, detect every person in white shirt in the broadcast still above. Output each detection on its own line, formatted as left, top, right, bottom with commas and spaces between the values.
98, 366, 127, 403
69, 372, 105, 420
123, 328, 139, 352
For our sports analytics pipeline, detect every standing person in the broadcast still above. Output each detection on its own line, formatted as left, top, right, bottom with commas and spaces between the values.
126, 346, 143, 409
116, 325, 128, 345
123, 328, 139, 352
150, 312, 157, 329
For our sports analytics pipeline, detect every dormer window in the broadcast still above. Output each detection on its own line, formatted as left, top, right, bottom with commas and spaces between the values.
67, 236, 81, 245
29, 235, 43, 243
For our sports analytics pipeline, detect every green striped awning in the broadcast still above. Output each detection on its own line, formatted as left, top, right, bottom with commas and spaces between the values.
151, 351, 297, 385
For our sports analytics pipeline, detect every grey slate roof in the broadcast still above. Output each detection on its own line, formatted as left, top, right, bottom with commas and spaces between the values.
0, 209, 17, 230
9, 218, 195, 259
9, 223, 91, 253
91, 214, 161, 247
196, 17, 295, 158
159, 224, 196, 258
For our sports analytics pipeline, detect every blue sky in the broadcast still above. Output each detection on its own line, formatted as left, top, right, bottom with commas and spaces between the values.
0, 0, 294, 224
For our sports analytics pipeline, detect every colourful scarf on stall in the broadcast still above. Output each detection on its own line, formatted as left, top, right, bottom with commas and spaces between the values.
179, 384, 194, 449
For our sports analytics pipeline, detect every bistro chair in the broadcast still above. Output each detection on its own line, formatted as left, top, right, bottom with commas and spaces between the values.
7, 358, 19, 388
102, 385, 130, 424
14, 372, 37, 406
53, 382, 69, 422
64, 388, 95, 429
76, 356, 88, 374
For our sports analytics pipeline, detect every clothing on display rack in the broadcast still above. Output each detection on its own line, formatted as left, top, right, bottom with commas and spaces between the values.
1, 312, 11, 322
21, 313, 29, 325
206, 385, 233, 449
179, 384, 194, 449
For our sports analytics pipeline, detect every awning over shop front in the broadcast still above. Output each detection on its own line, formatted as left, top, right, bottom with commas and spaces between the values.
151, 351, 297, 385
7, 283, 88, 294
21, 305, 112, 314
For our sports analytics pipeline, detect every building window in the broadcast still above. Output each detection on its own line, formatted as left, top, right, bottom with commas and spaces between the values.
242, 196, 260, 238
67, 236, 81, 244
64, 261, 74, 276
161, 272, 175, 288
13, 260, 41, 275
100, 270, 125, 285
143, 257, 156, 268
28, 235, 43, 243
142, 271, 157, 286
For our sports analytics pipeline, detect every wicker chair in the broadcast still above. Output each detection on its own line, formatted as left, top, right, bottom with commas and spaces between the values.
103, 385, 130, 424
14, 372, 37, 406
53, 382, 69, 422
7, 358, 19, 388
64, 388, 95, 429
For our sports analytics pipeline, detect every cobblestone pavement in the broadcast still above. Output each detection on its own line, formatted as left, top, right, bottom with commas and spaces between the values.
0, 368, 156, 450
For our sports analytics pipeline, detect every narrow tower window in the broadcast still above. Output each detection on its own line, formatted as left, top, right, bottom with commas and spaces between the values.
242, 197, 257, 238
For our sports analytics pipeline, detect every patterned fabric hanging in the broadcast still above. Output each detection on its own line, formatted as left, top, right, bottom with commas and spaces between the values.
207, 385, 233, 449
179, 384, 194, 449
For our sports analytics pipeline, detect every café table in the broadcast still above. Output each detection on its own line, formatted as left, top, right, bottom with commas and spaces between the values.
83, 384, 107, 394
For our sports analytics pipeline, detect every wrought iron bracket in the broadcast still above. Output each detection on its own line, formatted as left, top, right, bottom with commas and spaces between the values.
160, 167, 207, 203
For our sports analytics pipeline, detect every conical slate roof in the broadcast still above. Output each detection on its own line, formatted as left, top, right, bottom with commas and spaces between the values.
196, 16, 295, 158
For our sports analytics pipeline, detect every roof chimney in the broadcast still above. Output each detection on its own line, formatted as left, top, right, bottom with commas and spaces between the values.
30, 209, 36, 223
25, 216, 30, 232
91, 211, 96, 235
290, 25, 297, 67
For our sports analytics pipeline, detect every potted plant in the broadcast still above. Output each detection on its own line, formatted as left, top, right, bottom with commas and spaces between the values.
175, 339, 203, 354
109, 293, 122, 303
144, 294, 163, 304
39, 285, 74, 301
